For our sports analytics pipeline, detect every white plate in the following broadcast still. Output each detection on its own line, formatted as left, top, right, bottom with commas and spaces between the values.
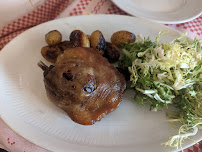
0, 15, 201, 152
112, 0, 202, 24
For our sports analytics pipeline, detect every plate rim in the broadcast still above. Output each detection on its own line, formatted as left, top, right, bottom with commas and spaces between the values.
111, 0, 202, 24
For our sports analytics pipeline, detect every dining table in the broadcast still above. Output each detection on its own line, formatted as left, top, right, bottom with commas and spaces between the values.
0, 0, 201, 152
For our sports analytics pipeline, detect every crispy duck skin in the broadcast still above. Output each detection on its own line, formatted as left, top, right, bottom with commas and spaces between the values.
38, 47, 126, 125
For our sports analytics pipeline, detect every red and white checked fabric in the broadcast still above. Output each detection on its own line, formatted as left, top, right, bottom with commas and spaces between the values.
0, 0, 201, 50
0, 0, 74, 50
0, 0, 201, 152
168, 16, 202, 39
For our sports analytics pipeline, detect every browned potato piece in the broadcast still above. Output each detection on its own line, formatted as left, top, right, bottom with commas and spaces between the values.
69, 30, 90, 47
111, 31, 136, 47
58, 41, 75, 51
45, 30, 62, 46
104, 42, 120, 63
116, 67, 130, 81
90, 30, 106, 55
41, 45, 62, 63
87, 35, 91, 40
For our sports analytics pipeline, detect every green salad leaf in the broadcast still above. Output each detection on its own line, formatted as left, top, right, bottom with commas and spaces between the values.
119, 32, 202, 150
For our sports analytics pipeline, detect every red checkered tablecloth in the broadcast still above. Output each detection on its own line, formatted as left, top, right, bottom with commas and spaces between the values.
0, 0, 201, 152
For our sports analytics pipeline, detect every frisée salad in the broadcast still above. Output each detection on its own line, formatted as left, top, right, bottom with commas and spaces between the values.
118, 32, 202, 150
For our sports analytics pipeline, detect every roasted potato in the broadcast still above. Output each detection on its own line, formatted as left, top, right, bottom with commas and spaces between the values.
104, 42, 120, 63
58, 41, 75, 51
41, 45, 62, 63
45, 30, 62, 46
90, 30, 106, 55
69, 30, 90, 47
87, 35, 91, 40
111, 31, 136, 47
116, 67, 130, 81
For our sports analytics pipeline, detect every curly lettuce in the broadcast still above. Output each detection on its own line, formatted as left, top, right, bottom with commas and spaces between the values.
119, 32, 202, 150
